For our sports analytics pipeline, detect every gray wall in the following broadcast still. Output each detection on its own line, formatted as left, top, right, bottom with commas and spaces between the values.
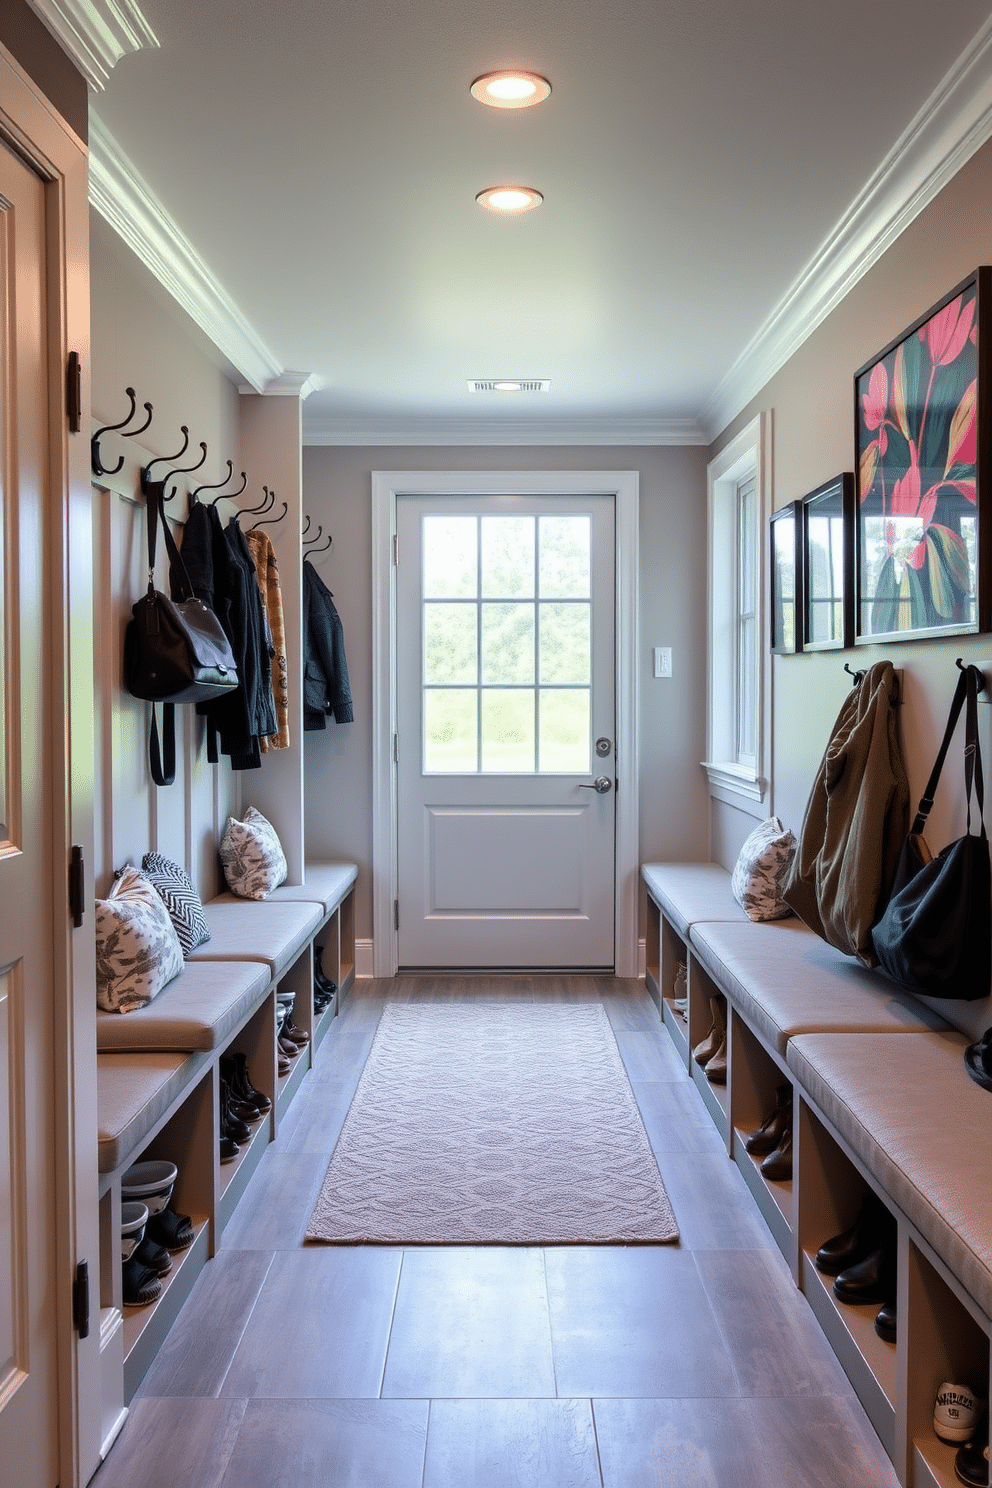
301, 444, 711, 945
710, 134, 992, 1039
2, 0, 88, 142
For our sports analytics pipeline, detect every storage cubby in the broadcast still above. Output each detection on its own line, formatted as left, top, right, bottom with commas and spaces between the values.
728, 1015, 794, 1262
644, 892, 661, 1009
903, 1238, 991, 1488
687, 958, 729, 1142
795, 1096, 898, 1463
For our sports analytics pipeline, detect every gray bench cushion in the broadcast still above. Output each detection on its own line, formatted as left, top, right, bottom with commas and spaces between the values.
189, 899, 322, 975
787, 1030, 992, 1318
257, 862, 357, 918
690, 919, 946, 1055
642, 863, 746, 939
96, 958, 270, 1053
98, 1050, 209, 1174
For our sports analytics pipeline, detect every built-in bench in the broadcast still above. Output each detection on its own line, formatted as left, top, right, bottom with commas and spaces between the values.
642, 860, 991, 1488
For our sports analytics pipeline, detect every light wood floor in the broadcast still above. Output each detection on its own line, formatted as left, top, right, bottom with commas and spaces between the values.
91, 978, 900, 1488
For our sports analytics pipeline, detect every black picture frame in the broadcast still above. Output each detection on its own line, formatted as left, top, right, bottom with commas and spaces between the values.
854, 267, 992, 643
769, 501, 802, 654
801, 473, 854, 650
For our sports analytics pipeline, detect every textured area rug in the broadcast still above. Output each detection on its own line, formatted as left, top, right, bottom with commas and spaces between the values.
306, 1002, 678, 1245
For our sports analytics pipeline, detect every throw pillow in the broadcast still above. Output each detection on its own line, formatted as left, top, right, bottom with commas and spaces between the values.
219, 806, 288, 900
731, 816, 797, 922
141, 852, 211, 956
95, 865, 184, 1013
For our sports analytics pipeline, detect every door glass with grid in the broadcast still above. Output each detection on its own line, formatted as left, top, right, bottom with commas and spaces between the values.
396, 493, 616, 969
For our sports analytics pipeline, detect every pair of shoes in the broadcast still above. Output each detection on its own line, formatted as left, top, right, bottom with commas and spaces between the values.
833, 1223, 897, 1309
934, 1383, 983, 1445
223, 1050, 271, 1115
814, 1191, 886, 1275
693, 995, 727, 1084
282, 1018, 310, 1049
955, 1422, 989, 1487
121, 1201, 162, 1306
314, 946, 337, 996
278, 1032, 301, 1060
760, 1123, 793, 1182
745, 1084, 792, 1156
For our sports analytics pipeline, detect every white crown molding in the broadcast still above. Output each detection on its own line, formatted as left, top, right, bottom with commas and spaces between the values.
27, 0, 158, 90
301, 414, 707, 446
702, 13, 992, 441
239, 373, 323, 400
89, 113, 283, 392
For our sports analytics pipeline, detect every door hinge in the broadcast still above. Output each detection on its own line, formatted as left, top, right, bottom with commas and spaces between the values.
66, 351, 83, 433
73, 1259, 90, 1339
393, 732, 399, 764
69, 845, 85, 928
394, 899, 399, 931
392, 533, 398, 566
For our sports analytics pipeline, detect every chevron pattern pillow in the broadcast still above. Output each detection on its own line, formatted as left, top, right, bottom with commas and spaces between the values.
141, 852, 211, 956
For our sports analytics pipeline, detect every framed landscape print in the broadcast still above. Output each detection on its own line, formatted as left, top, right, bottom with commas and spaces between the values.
855, 267, 992, 642
769, 501, 802, 654
802, 473, 854, 650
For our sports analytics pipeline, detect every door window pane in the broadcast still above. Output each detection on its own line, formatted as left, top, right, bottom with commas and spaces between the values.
539, 515, 590, 597
424, 688, 478, 772
482, 689, 534, 772
481, 603, 535, 684
424, 516, 477, 598
481, 516, 535, 598
539, 603, 589, 684
539, 690, 590, 773
424, 603, 477, 684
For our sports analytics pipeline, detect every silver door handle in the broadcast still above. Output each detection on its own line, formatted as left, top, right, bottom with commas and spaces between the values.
579, 775, 613, 794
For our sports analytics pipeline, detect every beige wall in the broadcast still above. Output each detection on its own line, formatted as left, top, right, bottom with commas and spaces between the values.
711, 135, 992, 1038
302, 444, 712, 945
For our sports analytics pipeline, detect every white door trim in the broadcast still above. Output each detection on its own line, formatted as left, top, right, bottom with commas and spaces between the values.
372, 469, 639, 978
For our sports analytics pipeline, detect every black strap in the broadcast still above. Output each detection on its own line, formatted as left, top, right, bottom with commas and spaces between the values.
149, 702, 177, 787
912, 664, 986, 838
145, 484, 197, 602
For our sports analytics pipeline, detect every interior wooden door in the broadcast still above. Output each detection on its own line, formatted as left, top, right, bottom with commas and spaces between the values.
0, 134, 60, 1488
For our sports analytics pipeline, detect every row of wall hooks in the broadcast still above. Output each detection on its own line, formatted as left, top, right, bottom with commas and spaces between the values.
91, 385, 287, 526
302, 516, 332, 554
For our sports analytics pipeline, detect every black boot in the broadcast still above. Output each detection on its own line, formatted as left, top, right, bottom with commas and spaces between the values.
745, 1084, 792, 1156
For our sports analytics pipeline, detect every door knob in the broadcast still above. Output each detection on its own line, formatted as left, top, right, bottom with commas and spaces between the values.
579, 775, 613, 794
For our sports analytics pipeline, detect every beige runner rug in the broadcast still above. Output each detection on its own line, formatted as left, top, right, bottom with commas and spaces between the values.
306, 1001, 678, 1245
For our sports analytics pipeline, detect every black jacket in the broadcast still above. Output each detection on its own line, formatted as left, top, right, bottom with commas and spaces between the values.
302, 559, 353, 730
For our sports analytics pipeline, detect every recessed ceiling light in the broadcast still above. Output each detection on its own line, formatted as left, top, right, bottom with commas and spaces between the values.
469, 379, 551, 393
475, 184, 543, 215
471, 70, 551, 110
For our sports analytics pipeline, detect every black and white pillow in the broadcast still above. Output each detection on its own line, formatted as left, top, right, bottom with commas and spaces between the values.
731, 816, 797, 922
141, 852, 211, 956
219, 806, 288, 900
95, 865, 185, 1013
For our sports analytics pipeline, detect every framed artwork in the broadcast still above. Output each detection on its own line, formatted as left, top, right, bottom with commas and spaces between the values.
855, 267, 992, 642
769, 501, 802, 654
801, 473, 854, 650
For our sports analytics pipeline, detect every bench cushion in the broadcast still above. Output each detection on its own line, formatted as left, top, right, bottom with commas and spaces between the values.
259, 862, 357, 918
642, 863, 747, 939
96, 958, 270, 1053
787, 1030, 992, 1319
690, 919, 946, 1055
188, 899, 322, 975
98, 1050, 209, 1174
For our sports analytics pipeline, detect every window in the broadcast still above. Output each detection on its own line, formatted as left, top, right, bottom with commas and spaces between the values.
705, 415, 768, 810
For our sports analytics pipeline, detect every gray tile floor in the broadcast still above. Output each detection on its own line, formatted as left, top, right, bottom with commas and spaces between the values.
92, 978, 901, 1488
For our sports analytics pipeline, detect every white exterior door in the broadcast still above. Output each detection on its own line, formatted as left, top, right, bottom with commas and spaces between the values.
396, 493, 616, 968
0, 137, 60, 1487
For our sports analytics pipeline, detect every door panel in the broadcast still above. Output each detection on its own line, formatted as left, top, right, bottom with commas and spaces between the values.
0, 138, 59, 1488
397, 494, 616, 968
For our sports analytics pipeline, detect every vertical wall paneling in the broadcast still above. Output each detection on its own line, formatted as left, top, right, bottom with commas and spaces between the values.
237, 392, 306, 883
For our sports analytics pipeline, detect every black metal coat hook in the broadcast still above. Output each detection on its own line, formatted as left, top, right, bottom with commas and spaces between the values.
91, 387, 153, 477
236, 484, 274, 519
302, 514, 312, 537
302, 523, 323, 546
251, 500, 288, 530
141, 427, 190, 494
189, 459, 234, 504
956, 657, 987, 693
308, 531, 333, 555
210, 470, 249, 507
162, 442, 208, 501
843, 663, 866, 687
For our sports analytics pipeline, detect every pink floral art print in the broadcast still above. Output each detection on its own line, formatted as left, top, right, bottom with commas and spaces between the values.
855, 271, 989, 640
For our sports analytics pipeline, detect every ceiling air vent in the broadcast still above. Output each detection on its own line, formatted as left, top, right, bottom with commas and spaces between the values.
469, 379, 551, 393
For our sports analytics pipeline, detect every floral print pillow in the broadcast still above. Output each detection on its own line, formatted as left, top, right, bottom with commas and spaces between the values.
95, 865, 185, 1013
219, 806, 288, 900
731, 817, 797, 922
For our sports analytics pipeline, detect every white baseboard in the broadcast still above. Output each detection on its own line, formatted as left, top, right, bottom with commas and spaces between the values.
355, 939, 374, 979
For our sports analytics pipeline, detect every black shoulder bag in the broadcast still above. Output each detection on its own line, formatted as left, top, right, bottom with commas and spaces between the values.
871, 663, 990, 1001
123, 487, 238, 785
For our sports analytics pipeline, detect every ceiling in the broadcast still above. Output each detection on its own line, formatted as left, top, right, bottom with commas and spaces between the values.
56, 0, 992, 442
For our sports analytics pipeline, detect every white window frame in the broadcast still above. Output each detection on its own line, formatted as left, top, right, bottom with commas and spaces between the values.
704, 413, 770, 813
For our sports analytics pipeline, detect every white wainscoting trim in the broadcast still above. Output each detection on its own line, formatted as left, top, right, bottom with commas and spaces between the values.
355, 940, 374, 980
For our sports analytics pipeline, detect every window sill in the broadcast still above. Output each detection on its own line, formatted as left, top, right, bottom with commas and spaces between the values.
702, 760, 767, 814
